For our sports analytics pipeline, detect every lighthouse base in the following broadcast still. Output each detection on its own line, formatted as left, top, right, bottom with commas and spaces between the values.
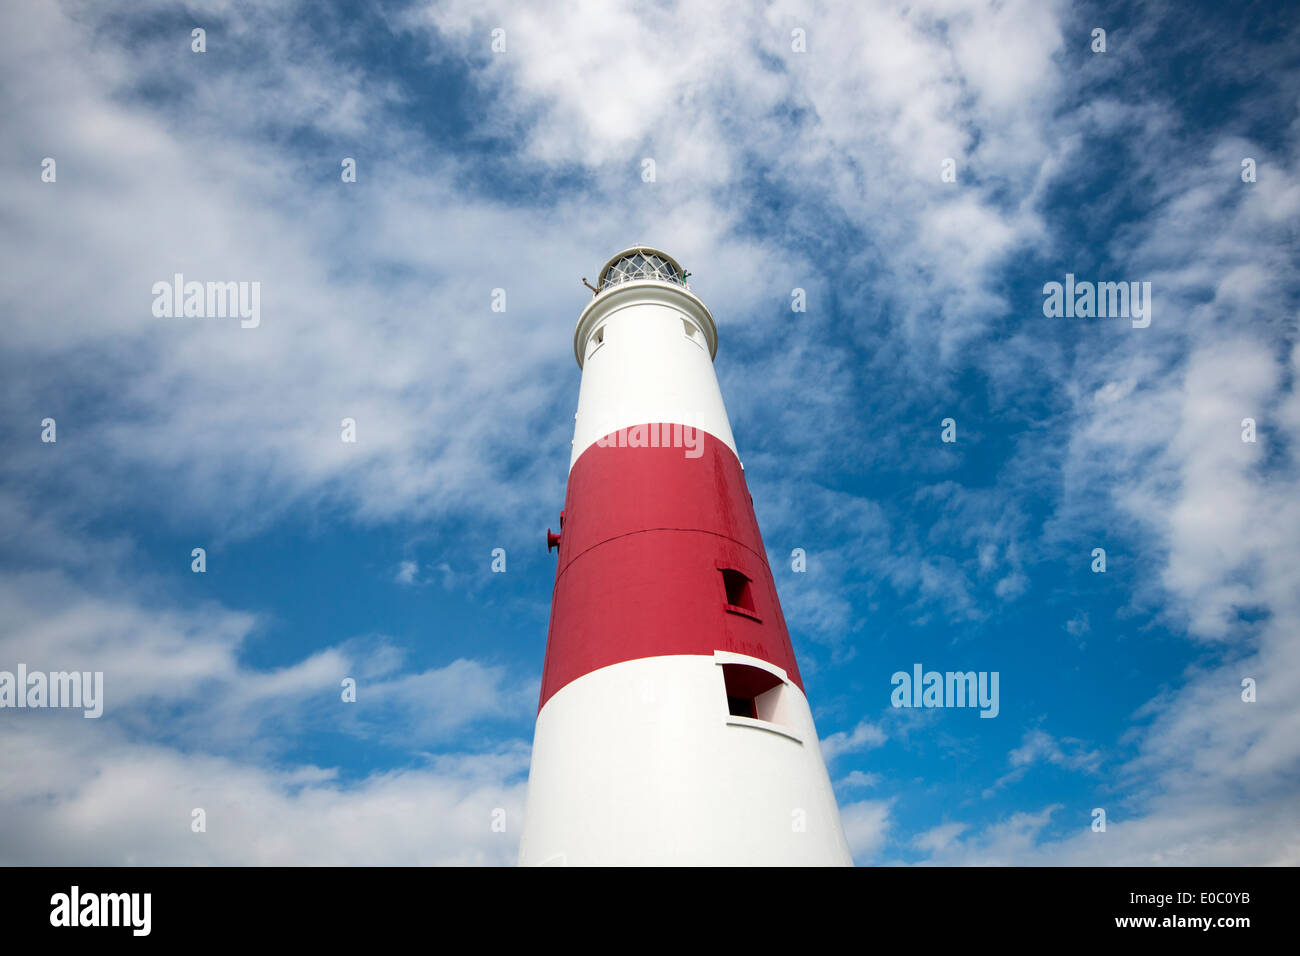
518, 653, 853, 866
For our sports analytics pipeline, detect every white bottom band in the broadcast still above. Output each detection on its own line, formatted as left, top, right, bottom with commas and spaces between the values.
519, 654, 853, 866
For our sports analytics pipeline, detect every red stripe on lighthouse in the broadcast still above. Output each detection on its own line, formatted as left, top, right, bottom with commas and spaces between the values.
539, 425, 802, 710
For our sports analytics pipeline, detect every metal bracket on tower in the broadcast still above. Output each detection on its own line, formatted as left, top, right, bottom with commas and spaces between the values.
547, 510, 565, 552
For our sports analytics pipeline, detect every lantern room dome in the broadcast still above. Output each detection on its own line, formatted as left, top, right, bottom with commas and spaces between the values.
595, 246, 688, 292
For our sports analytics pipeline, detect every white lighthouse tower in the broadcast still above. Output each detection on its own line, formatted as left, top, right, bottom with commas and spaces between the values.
519, 247, 852, 866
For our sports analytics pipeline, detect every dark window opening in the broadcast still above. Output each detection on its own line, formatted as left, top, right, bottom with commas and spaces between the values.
726, 694, 756, 719
722, 663, 783, 721
720, 568, 757, 617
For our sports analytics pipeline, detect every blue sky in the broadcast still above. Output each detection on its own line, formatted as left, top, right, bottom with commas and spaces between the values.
1, 0, 1298, 864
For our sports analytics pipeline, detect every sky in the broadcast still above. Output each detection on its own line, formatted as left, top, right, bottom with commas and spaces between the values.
1, 0, 1298, 865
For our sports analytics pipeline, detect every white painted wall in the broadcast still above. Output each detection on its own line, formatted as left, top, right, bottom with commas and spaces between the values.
570, 282, 737, 469
519, 653, 853, 866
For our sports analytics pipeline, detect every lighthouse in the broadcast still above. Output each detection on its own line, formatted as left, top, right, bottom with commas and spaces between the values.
519, 247, 852, 866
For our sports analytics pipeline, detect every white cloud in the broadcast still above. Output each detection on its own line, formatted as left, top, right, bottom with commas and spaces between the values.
0, 489, 534, 863
837, 770, 881, 791
913, 821, 967, 854
928, 69, 1300, 863
981, 729, 1103, 798
0, 720, 527, 865
839, 799, 892, 862
1009, 729, 1103, 773
821, 720, 887, 761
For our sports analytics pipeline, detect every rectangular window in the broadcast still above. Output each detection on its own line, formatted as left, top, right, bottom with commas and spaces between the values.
720, 568, 759, 619
722, 663, 783, 721
682, 317, 704, 348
